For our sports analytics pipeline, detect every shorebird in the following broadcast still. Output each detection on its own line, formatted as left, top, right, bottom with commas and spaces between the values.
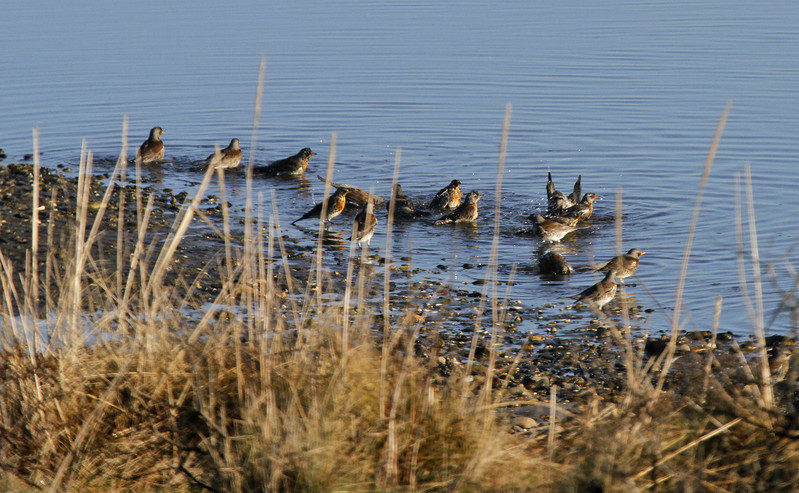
138, 126, 165, 164
351, 199, 378, 247
538, 251, 574, 276
388, 183, 422, 220
434, 190, 483, 225
564, 193, 601, 221
257, 147, 316, 176
570, 269, 618, 310
546, 172, 581, 215
530, 214, 578, 242
291, 189, 350, 226
585, 248, 645, 283
204, 138, 242, 169
430, 179, 462, 211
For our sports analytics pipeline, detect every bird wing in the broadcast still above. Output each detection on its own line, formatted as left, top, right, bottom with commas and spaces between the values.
316, 176, 386, 206
430, 189, 450, 209
569, 175, 582, 204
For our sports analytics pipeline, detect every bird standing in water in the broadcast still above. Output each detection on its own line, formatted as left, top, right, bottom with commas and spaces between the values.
564, 193, 601, 221
292, 189, 350, 226
434, 190, 483, 225
530, 214, 578, 242
546, 172, 581, 215
538, 251, 574, 276
430, 179, 462, 211
204, 138, 242, 169
351, 199, 378, 247
570, 269, 618, 310
388, 183, 422, 220
586, 248, 645, 283
138, 126, 165, 164
257, 147, 316, 176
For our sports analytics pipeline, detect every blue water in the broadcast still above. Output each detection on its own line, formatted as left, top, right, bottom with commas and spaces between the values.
2, 0, 798, 336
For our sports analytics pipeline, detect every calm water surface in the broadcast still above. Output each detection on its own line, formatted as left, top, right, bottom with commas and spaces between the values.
1, 0, 798, 336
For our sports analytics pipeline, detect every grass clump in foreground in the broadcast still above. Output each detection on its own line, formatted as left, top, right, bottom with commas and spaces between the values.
1, 110, 798, 492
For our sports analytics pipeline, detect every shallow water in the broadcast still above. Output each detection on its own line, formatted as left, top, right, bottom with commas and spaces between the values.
2, 0, 798, 336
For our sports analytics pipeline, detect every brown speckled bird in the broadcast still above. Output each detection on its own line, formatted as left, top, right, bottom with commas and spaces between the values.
138, 127, 165, 164
565, 193, 601, 221
570, 269, 618, 310
351, 200, 378, 247
587, 248, 645, 283
546, 172, 581, 215
204, 138, 242, 169
388, 183, 422, 220
258, 147, 316, 176
538, 251, 574, 276
292, 189, 349, 226
434, 190, 482, 225
530, 214, 578, 242
430, 179, 462, 211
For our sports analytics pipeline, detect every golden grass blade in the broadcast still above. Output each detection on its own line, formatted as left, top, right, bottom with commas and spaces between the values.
25, 128, 46, 404
120, 193, 155, 315
30, 127, 41, 312
83, 143, 126, 262
743, 164, 773, 409
609, 187, 643, 391
463, 106, 512, 404
244, 56, 266, 248
0, 251, 22, 344
270, 188, 302, 326
312, 133, 337, 309
44, 188, 58, 320
657, 101, 731, 392
215, 165, 235, 285
115, 117, 129, 295
342, 213, 358, 351
483, 103, 511, 401
146, 162, 216, 301
701, 295, 723, 400
380, 147, 401, 418
547, 385, 558, 463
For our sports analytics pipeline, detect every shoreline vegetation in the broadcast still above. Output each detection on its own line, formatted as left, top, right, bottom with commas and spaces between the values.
1, 109, 798, 492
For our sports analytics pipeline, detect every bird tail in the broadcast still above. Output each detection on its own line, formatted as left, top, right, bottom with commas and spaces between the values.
546, 172, 555, 199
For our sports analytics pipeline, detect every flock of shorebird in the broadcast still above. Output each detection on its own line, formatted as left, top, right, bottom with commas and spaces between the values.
136, 127, 644, 311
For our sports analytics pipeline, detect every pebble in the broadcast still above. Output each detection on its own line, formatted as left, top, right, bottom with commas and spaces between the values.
512, 416, 538, 429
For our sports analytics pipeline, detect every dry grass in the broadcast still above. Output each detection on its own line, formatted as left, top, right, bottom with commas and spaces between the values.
1, 104, 798, 492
